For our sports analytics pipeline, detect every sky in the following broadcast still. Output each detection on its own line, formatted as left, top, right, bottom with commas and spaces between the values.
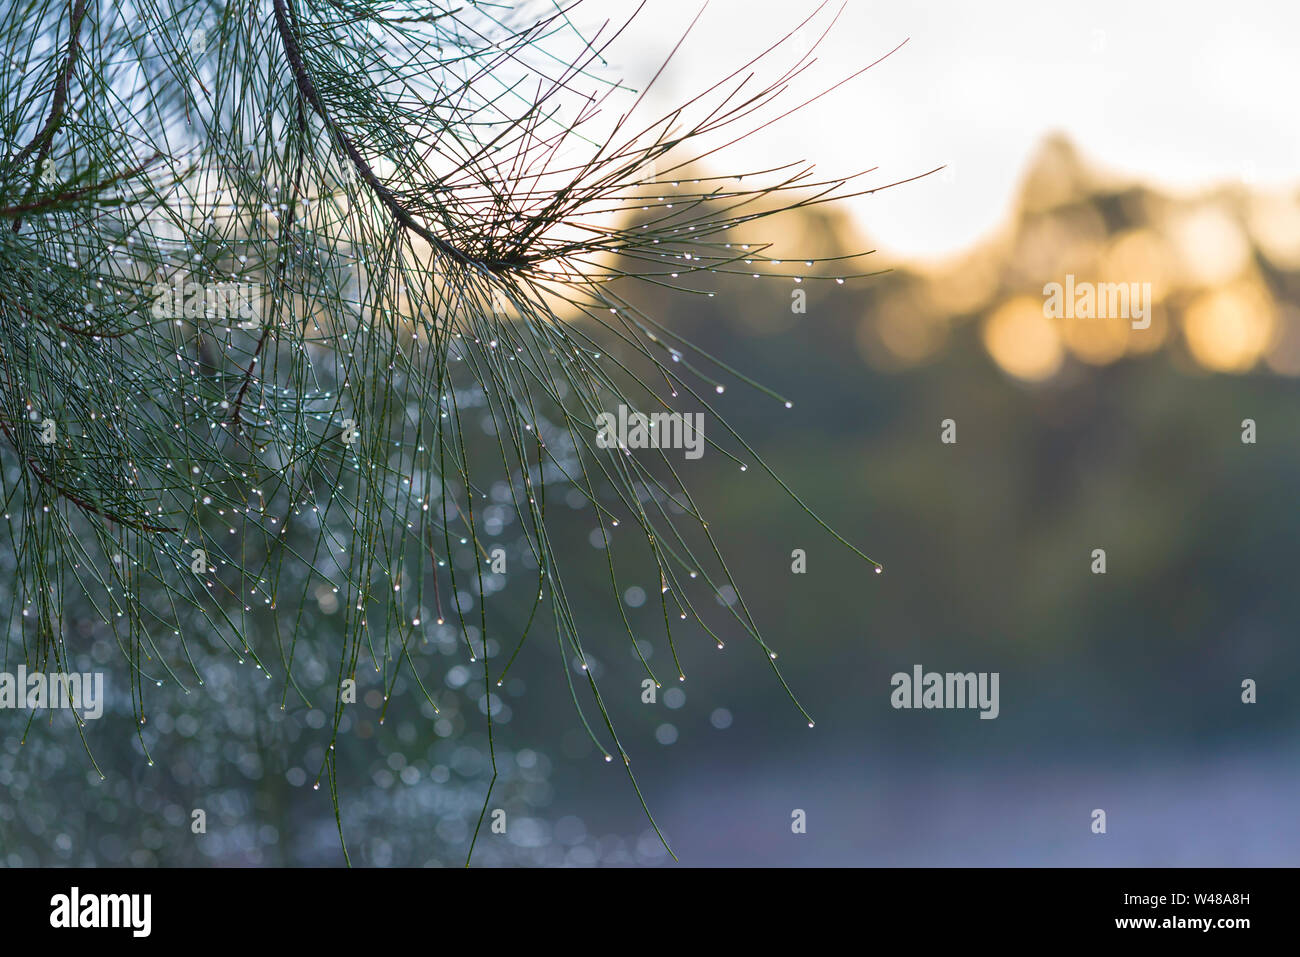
592, 0, 1300, 261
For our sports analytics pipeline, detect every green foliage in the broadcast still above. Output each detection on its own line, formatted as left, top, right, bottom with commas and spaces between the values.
0, 0, 882, 862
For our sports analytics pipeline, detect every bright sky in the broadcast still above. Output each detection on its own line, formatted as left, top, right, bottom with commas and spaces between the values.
594, 0, 1300, 261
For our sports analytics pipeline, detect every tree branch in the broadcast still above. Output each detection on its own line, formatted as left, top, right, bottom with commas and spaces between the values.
270, 0, 529, 273
9, 0, 88, 232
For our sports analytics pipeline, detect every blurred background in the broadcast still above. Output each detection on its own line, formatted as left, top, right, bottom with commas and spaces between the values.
3, 1, 1299, 866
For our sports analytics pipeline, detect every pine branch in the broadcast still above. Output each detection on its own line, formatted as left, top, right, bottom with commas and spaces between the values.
272, 0, 527, 273
8, 0, 88, 232
0, 0, 896, 865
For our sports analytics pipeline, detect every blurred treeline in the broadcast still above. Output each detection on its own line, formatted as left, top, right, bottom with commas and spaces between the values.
3, 136, 1298, 865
